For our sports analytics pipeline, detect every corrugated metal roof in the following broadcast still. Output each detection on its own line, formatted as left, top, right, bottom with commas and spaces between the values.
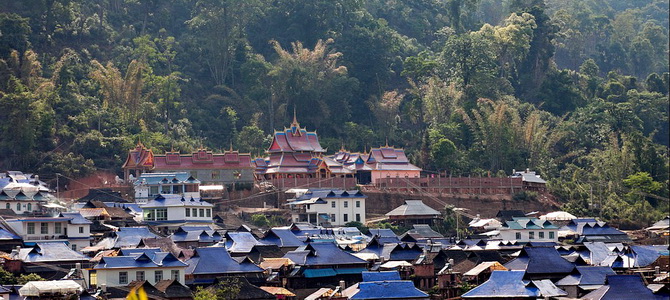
350, 281, 429, 299
386, 200, 441, 217
462, 270, 539, 298
362, 271, 401, 281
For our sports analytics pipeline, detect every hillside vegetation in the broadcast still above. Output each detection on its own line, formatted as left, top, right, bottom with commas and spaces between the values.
0, 0, 668, 228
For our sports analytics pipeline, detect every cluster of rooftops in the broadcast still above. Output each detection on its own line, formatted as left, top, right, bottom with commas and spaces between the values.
0, 207, 664, 300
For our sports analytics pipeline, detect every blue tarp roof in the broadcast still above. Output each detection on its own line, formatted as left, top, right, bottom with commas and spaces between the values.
362, 271, 401, 282
185, 246, 263, 275
303, 268, 337, 278
351, 281, 428, 299
462, 270, 539, 298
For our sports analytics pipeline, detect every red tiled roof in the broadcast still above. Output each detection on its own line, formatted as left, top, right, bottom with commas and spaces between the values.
153, 150, 253, 170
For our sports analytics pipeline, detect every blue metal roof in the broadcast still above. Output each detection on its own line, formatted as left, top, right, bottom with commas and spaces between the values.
556, 266, 615, 286
59, 212, 93, 225
462, 270, 539, 298
505, 246, 574, 274
362, 271, 401, 282
0, 228, 21, 240
261, 228, 305, 248
185, 247, 263, 275
583, 275, 657, 300
630, 245, 662, 267
351, 281, 429, 299
284, 242, 367, 266
225, 231, 265, 253
141, 194, 211, 208
17, 242, 89, 262
134, 172, 199, 186
295, 189, 366, 201
112, 227, 158, 248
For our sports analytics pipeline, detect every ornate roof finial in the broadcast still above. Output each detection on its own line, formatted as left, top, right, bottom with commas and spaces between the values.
291, 106, 299, 127
385, 137, 389, 148
340, 142, 346, 152
229, 141, 234, 152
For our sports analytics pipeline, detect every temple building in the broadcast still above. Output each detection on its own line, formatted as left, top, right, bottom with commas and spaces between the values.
254, 116, 333, 180
366, 144, 422, 183
122, 142, 254, 185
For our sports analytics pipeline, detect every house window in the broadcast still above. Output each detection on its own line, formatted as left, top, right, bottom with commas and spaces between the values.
40, 223, 49, 234
192, 208, 197, 217
529, 231, 535, 239
119, 272, 128, 284
54, 223, 62, 234
356, 214, 361, 222
171, 270, 179, 280
331, 201, 336, 208
515, 232, 521, 240
5, 203, 8, 209
343, 214, 348, 222
155, 208, 168, 221
136, 271, 145, 281
343, 201, 348, 208
79, 226, 84, 234
185, 208, 190, 217
72, 244, 77, 251
206, 209, 211, 217
161, 185, 171, 194
154, 270, 163, 282
199, 209, 204, 217
355, 201, 360, 208
150, 186, 159, 195
16, 203, 20, 211
549, 231, 555, 239
330, 214, 336, 222
211, 171, 220, 180
27, 223, 35, 234
90, 272, 97, 286
27, 203, 32, 211
539, 232, 545, 239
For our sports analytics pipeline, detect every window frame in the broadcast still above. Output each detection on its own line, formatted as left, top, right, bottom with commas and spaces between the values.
27, 223, 35, 234
154, 270, 163, 282
54, 223, 62, 234
119, 271, 128, 285
40, 222, 49, 234
515, 232, 521, 240
136, 271, 145, 282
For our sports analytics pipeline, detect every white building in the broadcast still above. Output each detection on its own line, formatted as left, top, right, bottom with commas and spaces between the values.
86, 249, 187, 288
0, 172, 52, 214
133, 172, 200, 204
5, 212, 92, 251
287, 189, 366, 226
141, 194, 213, 226
496, 217, 558, 243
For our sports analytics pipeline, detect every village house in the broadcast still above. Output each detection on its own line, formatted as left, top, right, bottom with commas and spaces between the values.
184, 246, 266, 285
7, 242, 91, 279
287, 189, 367, 226
385, 200, 442, 227
140, 194, 214, 228
5, 212, 92, 251
133, 172, 201, 204
86, 248, 187, 288
496, 217, 559, 243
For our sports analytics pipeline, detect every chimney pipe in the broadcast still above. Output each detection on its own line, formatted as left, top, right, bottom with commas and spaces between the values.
101, 284, 107, 292
339, 280, 346, 291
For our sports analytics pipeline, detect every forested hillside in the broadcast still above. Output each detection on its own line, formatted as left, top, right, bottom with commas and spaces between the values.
0, 0, 668, 227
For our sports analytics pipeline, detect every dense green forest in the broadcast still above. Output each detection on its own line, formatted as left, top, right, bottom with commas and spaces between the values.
0, 0, 668, 227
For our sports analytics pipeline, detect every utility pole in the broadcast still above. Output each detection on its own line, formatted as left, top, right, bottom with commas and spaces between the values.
56, 173, 60, 200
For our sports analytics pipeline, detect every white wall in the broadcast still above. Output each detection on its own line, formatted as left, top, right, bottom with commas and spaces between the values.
303, 197, 366, 226
0, 200, 40, 214
498, 229, 558, 242
91, 267, 186, 287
